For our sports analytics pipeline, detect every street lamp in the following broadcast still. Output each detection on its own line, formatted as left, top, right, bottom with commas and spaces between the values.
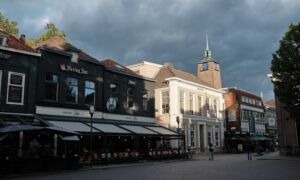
176, 116, 180, 156
89, 105, 94, 167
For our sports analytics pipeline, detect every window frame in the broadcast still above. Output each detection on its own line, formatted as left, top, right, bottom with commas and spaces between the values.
0, 70, 2, 102
45, 73, 59, 101
65, 77, 78, 104
84, 80, 96, 106
6, 71, 25, 105
179, 91, 185, 114
189, 93, 194, 115
161, 91, 169, 114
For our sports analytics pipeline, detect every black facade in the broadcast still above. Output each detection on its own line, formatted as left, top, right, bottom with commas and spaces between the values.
36, 48, 104, 113
0, 49, 39, 114
103, 67, 155, 118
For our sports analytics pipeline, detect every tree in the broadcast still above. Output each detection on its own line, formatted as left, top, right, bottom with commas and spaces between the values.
34, 23, 66, 45
0, 12, 19, 36
271, 22, 300, 122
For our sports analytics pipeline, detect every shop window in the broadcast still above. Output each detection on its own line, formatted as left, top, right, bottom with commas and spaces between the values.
161, 91, 169, 114
85, 81, 95, 106
190, 124, 195, 147
142, 91, 148, 111
179, 91, 185, 114
45, 73, 59, 101
215, 128, 219, 146
65, 77, 78, 103
6, 71, 25, 105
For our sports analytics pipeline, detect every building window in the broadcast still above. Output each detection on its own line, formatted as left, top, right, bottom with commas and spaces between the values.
215, 127, 219, 146
45, 73, 59, 101
205, 98, 210, 117
65, 77, 78, 103
190, 124, 195, 147
85, 81, 95, 106
0, 70, 2, 101
207, 128, 212, 145
179, 91, 185, 114
0, 35, 7, 46
214, 63, 219, 71
198, 96, 202, 116
161, 91, 169, 114
189, 93, 194, 115
110, 83, 118, 93
202, 63, 208, 71
142, 91, 148, 111
6, 72, 25, 105
212, 99, 217, 118
127, 84, 135, 109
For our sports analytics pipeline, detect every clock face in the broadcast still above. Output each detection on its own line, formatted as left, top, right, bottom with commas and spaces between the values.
106, 97, 118, 112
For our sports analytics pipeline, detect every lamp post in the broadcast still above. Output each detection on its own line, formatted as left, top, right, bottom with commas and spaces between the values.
176, 116, 180, 155
89, 105, 94, 167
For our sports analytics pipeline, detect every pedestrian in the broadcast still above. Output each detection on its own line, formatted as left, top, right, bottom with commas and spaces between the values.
208, 143, 214, 160
245, 141, 253, 160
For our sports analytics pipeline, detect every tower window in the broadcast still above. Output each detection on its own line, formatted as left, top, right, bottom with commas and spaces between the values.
214, 63, 220, 71
202, 63, 208, 71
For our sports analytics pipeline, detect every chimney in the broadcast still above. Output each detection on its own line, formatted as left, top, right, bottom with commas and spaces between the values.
20, 34, 26, 43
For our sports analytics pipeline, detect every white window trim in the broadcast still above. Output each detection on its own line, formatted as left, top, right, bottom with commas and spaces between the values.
161, 91, 169, 114
6, 71, 25, 105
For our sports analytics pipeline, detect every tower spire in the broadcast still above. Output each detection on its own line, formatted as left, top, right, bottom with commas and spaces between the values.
204, 34, 212, 60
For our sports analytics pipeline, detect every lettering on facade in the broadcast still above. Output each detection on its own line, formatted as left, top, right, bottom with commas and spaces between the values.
0, 52, 12, 59
60, 64, 88, 75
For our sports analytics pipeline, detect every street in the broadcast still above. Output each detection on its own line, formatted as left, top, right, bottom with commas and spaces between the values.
5, 152, 300, 180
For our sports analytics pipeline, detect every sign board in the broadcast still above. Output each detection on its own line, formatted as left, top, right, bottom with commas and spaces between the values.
60, 64, 88, 75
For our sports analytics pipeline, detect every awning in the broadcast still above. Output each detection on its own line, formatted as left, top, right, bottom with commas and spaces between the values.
44, 126, 80, 135
49, 121, 100, 133
120, 125, 158, 135
60, 135, 80, 141
0, 135, 8, 141
88, 123, 130, 134
0, 124, 43, 133
146, 126, 177, 135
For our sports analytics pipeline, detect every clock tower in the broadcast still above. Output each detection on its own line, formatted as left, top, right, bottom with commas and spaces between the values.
197, 35, 222, 89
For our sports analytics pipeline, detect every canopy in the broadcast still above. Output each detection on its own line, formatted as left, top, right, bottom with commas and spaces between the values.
88, 123, 130, 134
0, 124, 42, 133
48, 121, 100, 133
60, 135, 80, 141
120, 125, 158, 135
146, 126, 177, 135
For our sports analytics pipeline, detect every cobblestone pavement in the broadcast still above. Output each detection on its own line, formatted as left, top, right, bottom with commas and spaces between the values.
5, 152, 300, 180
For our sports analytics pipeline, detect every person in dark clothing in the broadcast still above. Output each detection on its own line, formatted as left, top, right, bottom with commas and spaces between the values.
208, 143, 214, 160
245, 141, 253, 160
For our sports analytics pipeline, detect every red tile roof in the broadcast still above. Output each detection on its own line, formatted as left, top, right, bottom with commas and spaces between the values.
100, 59, 143, 78
264, 99, 276, 108
155, 66, 213, 88
0, 30, 36, 53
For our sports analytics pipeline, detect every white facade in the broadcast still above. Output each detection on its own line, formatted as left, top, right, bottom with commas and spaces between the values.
158, 77, 225, 151
127, 62, 225, 151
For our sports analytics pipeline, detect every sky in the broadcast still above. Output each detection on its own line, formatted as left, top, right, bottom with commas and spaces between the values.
1, 0, 300, 100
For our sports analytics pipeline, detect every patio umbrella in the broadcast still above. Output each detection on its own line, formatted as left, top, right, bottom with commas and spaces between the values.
0, 124, 43, 133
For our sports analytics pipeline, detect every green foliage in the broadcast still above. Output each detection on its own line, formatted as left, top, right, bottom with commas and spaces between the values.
0, 12, 19, 36
34, 23, 66, 45
271, 22, 300, 122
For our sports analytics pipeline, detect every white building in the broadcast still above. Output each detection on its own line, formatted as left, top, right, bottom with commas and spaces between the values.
128, 38, 225, 151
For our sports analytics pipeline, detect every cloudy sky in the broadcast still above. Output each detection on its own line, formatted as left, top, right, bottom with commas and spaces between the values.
1, 0, 300, 100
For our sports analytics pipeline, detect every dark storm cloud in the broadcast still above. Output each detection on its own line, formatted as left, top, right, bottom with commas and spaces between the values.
1, 0, 300, 100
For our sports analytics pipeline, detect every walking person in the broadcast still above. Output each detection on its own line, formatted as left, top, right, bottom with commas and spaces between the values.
245, 141, 253, 160
208, 143, 214, 160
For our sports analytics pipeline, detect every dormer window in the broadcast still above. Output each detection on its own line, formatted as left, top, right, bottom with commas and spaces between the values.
0, 35, 7, 47
71, 52, 79, 63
